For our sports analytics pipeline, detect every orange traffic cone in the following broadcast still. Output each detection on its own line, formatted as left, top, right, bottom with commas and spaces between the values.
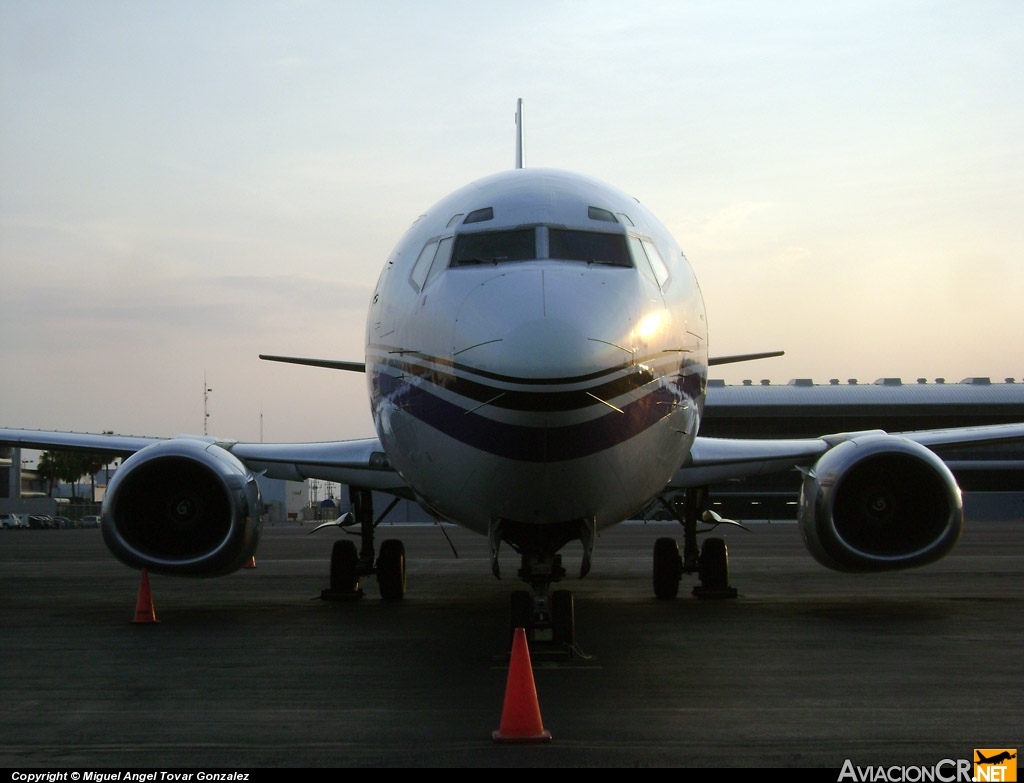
132, 569, 158, 624
492, 627, 551, 743
244, 556, 256, 569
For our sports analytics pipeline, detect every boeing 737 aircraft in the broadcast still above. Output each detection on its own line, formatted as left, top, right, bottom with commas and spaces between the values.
3, 102, 1024, 646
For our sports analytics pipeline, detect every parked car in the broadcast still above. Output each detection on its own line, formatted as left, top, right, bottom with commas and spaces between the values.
80, 515, 101, 528
1, 513, 27, 529
27, 515, 54, 529
52, 516, 74, 529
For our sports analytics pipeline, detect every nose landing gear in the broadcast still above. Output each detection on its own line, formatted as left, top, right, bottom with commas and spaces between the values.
509, 554, 576, 655
491, 518, 592, 658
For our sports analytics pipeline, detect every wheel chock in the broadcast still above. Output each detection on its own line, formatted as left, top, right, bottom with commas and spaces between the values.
132, 569, 159, 624
492, 627, 552, 743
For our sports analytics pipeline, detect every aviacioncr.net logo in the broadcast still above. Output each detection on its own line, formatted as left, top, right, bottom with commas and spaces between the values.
974, 749, 1017, 782
838, 759, 973, 782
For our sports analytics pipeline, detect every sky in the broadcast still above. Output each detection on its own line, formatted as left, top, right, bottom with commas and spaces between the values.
2, 1, 1023, 452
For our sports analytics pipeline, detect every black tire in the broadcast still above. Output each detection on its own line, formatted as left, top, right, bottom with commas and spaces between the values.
551, 589, 574, 648
510, 589, 532, 634
329, 539, 359, 593
653, 537, 682, 599
377, 539, 406, 600
699, 537, 729, 591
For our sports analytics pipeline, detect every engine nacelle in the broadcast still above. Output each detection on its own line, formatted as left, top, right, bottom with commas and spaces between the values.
102, 440, 263, 576
799, 434, 963, 572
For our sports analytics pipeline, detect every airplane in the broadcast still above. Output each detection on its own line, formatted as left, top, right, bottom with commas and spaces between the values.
976, 752, 1016, 765
4, 100, 1024, 648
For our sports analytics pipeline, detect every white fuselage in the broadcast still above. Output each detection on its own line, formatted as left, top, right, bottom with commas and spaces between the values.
366, 169, 708, 539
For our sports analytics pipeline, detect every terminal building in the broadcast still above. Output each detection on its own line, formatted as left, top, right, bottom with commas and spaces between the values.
696, 376, 1024, 520
702, 376, 1024, 439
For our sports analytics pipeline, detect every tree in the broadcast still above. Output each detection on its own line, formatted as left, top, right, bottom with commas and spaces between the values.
37, 446, 108, 501
83, 451, 117, 502
36, 451, 60, 497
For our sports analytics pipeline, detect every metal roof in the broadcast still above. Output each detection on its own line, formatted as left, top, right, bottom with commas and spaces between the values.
701, 377, 1024, 439
706, 377, 1024, 408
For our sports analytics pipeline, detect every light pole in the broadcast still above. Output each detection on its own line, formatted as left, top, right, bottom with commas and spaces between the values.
203, 372, 213, 436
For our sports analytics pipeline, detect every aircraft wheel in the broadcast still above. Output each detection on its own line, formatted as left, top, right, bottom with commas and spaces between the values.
377, 539, 406, 600
699, 537, 729, 592
510, 589, 532, 635
552, 589, 575, 648
329, 539, 359, 593
653, 537, 683, 599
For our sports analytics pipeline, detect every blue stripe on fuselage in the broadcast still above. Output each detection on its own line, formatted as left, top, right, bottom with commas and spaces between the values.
374, 370, 686, 462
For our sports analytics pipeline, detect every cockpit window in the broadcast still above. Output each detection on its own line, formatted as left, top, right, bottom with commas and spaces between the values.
447, 226, 636, 270
641, 238, 670, 286
548, 229, 631, 267
628, 235, 670, 288
587, 206, 618, 223
451, 228, 536, 266
464, 207, 494, 224
424, 237, 452, 288
410, 240, 439, 291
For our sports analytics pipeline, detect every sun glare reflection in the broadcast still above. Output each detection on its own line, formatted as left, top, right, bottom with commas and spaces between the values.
636, 310, 666, 341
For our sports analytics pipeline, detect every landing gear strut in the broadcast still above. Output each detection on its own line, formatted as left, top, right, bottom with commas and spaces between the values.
653, 487, 737, 600
320, 487, 406, 602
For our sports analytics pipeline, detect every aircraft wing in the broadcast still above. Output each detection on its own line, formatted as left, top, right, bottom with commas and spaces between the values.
671, 422, 1024, 488
228, 440, 408, 494
670, 435, 830, 487
0, 429, 164, 457
0, 428, 408, 495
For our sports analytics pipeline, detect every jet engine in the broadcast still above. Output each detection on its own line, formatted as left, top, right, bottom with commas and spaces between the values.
101, 439, 263, 576
798, 434, 962, 572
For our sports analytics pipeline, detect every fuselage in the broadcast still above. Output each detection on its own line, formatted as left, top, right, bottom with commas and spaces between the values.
366, 169, 708, 547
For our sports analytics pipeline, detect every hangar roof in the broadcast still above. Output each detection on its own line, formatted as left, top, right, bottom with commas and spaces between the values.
702, 377, 1024, 439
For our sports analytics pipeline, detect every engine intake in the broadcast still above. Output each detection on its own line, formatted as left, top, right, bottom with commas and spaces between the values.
799, 434, 963, 572
102, 440, 262, 576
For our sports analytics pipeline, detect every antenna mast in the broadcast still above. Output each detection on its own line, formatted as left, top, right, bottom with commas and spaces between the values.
515, 98, 524, 169
203, 372, 212, 436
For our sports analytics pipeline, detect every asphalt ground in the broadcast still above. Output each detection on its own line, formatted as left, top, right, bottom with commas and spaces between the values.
1, 518, 1021, 768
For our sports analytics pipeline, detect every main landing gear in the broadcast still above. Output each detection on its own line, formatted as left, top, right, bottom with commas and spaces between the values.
320, 487, 406, 602
652, 487, 739, 600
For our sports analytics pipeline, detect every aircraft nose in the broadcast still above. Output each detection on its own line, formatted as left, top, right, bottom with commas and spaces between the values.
451, 268, 641, 377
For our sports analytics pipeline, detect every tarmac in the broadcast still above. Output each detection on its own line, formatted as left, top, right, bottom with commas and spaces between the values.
1, 518, 1021, 768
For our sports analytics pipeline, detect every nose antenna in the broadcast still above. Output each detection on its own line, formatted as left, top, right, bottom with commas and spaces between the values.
515, 98, 525, 169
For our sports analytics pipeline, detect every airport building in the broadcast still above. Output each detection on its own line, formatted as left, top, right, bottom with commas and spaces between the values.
702, 375, 1024, 439
696, 376, 1024, 520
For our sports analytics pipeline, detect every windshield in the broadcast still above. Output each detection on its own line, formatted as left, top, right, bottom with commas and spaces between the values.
450, 228, 536, 266
448, 226, 634, 269
548, 228, 631, 267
